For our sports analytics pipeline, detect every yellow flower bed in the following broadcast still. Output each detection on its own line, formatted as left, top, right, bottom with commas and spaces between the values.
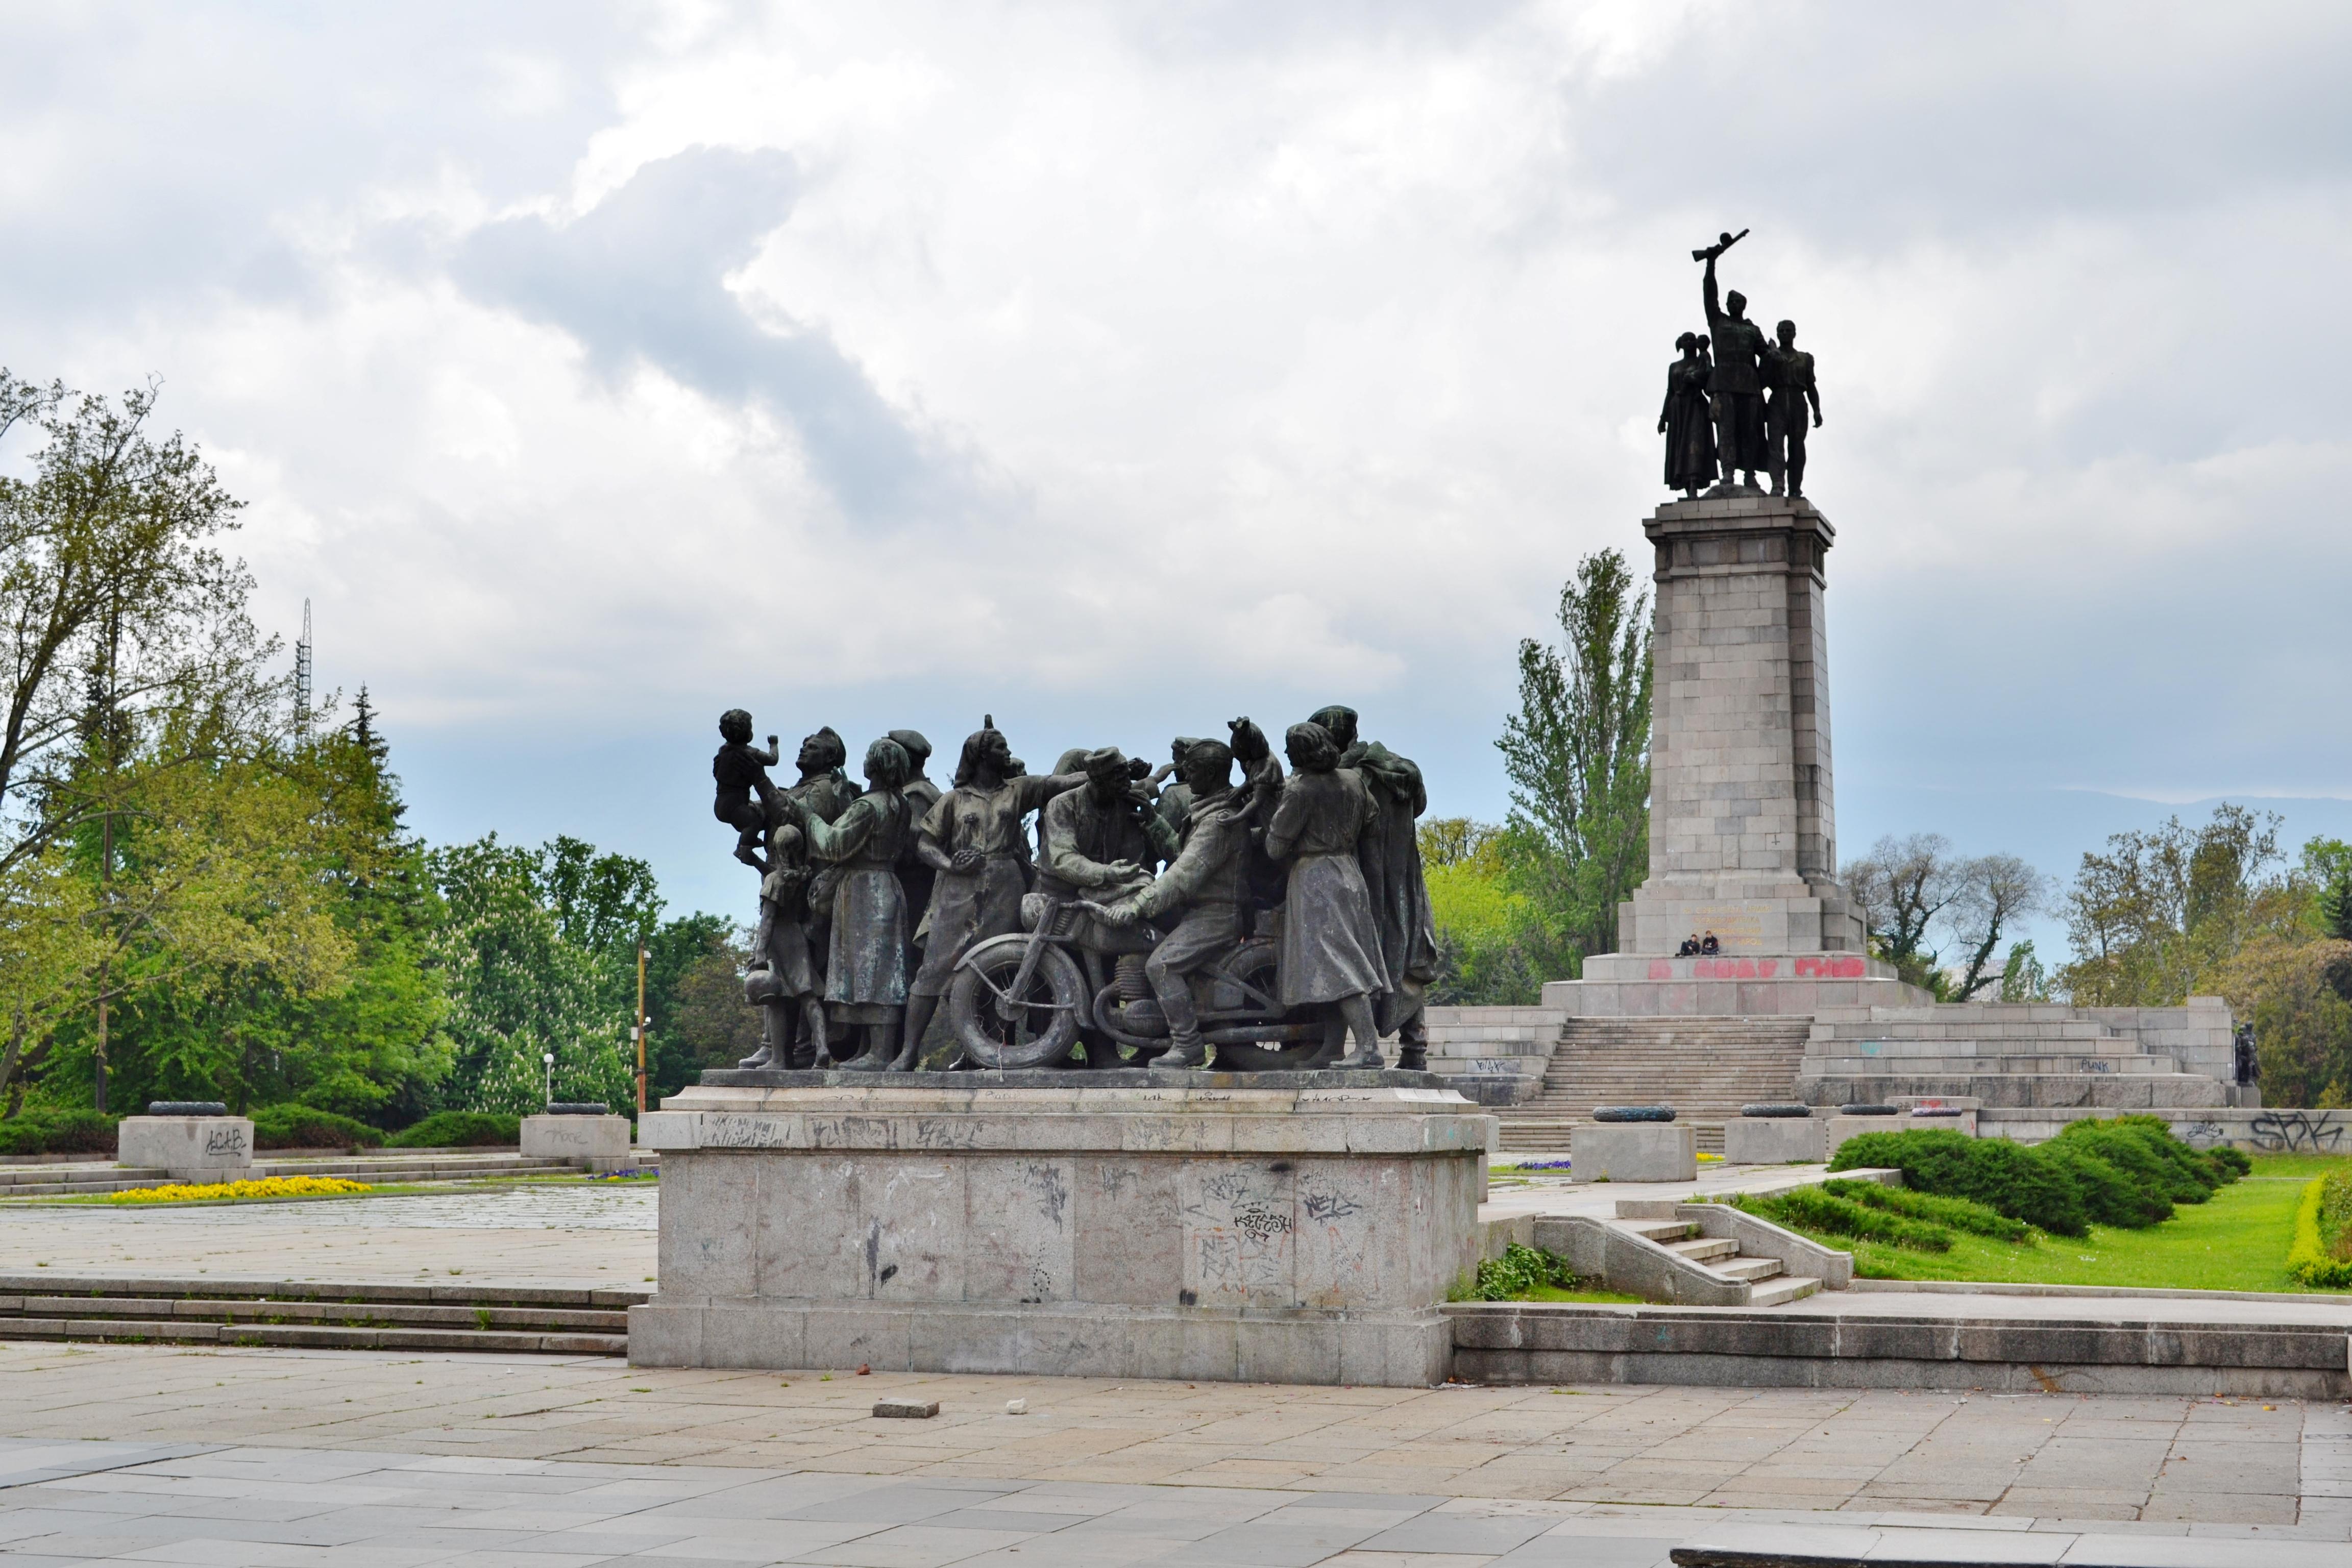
109, 1175, 373, 1204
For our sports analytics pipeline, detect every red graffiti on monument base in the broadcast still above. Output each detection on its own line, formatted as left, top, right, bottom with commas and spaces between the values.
1646, 955, 1867, 981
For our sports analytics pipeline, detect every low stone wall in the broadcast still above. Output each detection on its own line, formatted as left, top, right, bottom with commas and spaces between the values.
1447, 1302, 2352, 1397
1978, 1105, 2348, 1154
115, 1116, 253, 1182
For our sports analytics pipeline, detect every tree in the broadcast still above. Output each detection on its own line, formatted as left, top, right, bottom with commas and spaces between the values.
1494, 549, 1652, 970
429, 837, 631, 1114
0, 371, 251, 875
2057, 804, 2291, 1006
2213, 935, 2352, 1109
2306, 838, 2352, 942
1946, 853, 2051, 1001
1843, 834, 1963, 992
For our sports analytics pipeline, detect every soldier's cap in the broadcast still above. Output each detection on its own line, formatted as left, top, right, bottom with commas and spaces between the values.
887, 728, 932, 765
1082, 746, 1130, 780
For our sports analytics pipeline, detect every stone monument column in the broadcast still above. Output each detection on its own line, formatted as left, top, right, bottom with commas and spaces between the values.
1548, 493, 1924, 1017
1625, 493, 1864, 955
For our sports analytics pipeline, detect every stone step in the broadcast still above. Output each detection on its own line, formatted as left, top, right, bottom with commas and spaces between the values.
1747, 1276, 1823, 1307
0, 1276, 643, 1356
1709, 1256, 1787, 1284
1615, 1218, 1699, 1243
1663, 1237, 1737, 1264
1806, 1055, 2179, 1076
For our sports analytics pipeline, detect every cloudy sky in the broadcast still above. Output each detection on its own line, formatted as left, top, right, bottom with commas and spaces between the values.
4, 1, 2348, 946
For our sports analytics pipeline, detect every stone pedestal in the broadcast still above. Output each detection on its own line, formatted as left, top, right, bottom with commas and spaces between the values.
1622, 495, 1865, 960
116, 1116, 254, 1182
1721, 1115, 1825, 1165
1568, 1123, 1696, 1183
521, 1114, 635, 1172
630, 1077, 1491, 1387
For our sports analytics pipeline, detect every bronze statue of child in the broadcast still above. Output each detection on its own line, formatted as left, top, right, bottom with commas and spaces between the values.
712, 708, 782, 871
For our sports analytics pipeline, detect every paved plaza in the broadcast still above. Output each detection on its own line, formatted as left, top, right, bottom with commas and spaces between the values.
0, 1340, 2346, 1563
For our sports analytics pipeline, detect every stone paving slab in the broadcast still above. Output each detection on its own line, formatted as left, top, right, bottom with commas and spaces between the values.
0, 1342, 2343, 1535
0, 1437, 2347, 1566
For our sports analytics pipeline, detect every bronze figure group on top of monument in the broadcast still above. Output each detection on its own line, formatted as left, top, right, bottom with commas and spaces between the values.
710, 707, 1438, 1080
1660, 230, 1821, 500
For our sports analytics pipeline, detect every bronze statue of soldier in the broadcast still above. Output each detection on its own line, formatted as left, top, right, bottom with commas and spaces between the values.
1036, 746, 1179, 1067
1698, 231, 1768, 493
1100, 732, 1262, 1069
1761, 320, 1821, 498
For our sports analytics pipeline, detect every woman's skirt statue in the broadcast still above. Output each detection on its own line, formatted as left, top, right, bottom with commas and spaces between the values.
1266, 721, 1391, 1069
1660, 331, 1717, 498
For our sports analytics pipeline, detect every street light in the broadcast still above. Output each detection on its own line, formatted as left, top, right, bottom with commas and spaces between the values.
542, 1050, 555, 1108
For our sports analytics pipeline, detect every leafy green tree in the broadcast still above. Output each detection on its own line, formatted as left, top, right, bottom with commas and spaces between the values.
2305, 838, 2352, 942
1493, 549, 1651, 973
430, 837, 631, 1114
2057, 804, 2292, 1006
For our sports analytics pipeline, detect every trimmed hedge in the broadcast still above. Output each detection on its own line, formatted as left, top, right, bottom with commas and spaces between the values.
249, 1104, 382, 1151
1831, 1129, 2091, 1236
1828, 1119, 2242, 1238
1820, 1177, 2033, 1242
383, 1111, 520, 1148
0, 1108, 119, 1156
1737, 1186, 1954, 1253
2286, 1172, 2352, 1289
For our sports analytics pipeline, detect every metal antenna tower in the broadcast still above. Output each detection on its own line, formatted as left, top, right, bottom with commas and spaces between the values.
294, 598, 313, 735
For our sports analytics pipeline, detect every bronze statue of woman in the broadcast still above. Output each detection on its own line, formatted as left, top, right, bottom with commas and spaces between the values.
1659, 331, 1716, 498
789, 737, 916, 1072
897, 720, 1087, 1067
1265, 720, 1391, 1069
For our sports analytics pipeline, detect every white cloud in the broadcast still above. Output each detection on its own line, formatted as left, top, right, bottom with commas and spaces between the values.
3, 0, 2348, 919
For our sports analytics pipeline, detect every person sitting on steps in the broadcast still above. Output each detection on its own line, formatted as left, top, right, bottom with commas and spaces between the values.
1701, 930, 1720, 955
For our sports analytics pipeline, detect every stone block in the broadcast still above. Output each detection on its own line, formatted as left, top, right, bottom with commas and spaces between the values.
1721, 1116, 1824, 1165
1824, 1115, 1906, 1157
520, 1114, 633, 1170
115, 1116, 254, 1181
1569, 1123, 1696, 1183
635, 1082, 1481, 1386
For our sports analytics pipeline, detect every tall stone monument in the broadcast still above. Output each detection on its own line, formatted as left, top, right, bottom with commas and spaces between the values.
1550, 494, 1921, 1016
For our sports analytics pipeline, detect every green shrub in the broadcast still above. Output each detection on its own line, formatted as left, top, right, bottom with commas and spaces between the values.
2204, 1144, 2252, 1180
1737, 1186, 1955, 1253
249, 1104, 382, 1152
1820, 1178, 2033, 1242
384, 1111, 520, 1148
2287, 1175, 2352, 1289
2040, 1141, 2174, 1229
0, 1109, 119, 1156
2052, 1116, 2224, 1204
1472, 1243, 1582, 1301
1831, 1129, 2091, 1236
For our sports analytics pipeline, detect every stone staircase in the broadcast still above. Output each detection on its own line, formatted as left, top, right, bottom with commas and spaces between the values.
0, 1148, 606, 1198
1422, 1006, 1562, 1106
0, 1274, 639, 1354
1609, 1210, 1822, 1306
1798, 1003, 2230, 1110
1497, 1017, 1814, 1153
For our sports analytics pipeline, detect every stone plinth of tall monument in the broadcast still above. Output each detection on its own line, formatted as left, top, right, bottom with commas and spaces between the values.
1546, 493, 1928, 1018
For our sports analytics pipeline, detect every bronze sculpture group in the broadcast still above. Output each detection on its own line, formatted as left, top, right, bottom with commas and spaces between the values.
1660, 229, 1822, 499
710, 707, 1437, 1076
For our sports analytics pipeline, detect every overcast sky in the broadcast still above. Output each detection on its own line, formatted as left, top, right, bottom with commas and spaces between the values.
4, 1, 2347, 946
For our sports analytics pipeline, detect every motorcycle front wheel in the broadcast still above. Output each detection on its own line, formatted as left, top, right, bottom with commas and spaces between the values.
947, 935, 1087, 1069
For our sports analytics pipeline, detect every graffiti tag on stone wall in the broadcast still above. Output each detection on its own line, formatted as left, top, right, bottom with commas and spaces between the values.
2249, 1111, 2343, 1153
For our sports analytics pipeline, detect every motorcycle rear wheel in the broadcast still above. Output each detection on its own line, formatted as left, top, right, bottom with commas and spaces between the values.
948, 935, 1087, 1069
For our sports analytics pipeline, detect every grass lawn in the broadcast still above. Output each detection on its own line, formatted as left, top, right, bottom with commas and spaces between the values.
1520, 1284, 1648, 1305
1791, 1155, 2352, 1294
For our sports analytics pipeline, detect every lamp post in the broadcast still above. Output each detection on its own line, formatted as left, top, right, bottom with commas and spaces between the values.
542, 1050, 554, 1108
